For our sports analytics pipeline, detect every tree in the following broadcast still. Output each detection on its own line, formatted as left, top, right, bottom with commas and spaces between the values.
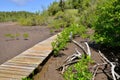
59, 0, 65, 12
48, 1, 60, 15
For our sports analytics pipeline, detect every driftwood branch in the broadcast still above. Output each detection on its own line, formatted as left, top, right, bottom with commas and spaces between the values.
98, 51, 120, 80
84, 42, 91, 56
57, 60, 80, 74
72, 40, 91, 57
57, 40, 92, 74
64, 48, 82, 63
92, 63, 107, 80
72, 40, 88, 56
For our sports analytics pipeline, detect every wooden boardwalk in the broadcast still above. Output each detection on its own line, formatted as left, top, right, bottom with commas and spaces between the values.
0, 34, 57, 80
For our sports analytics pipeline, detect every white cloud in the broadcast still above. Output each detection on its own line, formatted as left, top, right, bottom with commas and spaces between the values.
10, 0, 33, 5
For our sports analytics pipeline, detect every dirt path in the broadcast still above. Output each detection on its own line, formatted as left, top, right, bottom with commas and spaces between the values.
33, 37, 111, 80
0, 22, 54, 64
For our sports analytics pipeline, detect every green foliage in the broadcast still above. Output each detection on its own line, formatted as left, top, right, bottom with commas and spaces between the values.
48, 1, 61, 15
77, 0, 99, 28
64, 56, 93, 80
4, 33, 30, 40
93, 0, 120, 46
23, 33, 29, 40
5, 33, 15, 39
52, 24, 86, 56
0, 11, 48, 26
59, 0, 65, 12
0, 11, 36, 22
18, 17, 36, 26
15, 33, 20, 40
18, 11, 49, 26
22, 77, 32, 80
49, 9, 79, 30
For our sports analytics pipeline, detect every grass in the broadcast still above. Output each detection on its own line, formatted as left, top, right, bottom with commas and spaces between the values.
23, 33, 29, 40
4, 33, 29, 40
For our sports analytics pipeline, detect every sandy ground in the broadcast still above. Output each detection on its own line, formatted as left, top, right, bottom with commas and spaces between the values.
0, 22, 54, 64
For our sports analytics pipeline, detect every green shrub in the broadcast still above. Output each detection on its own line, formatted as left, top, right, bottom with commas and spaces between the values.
49, 10, 78, 30
18, 17, 36, 26
52, 24, 86, 56
22, 77, 32, 80
23, 33, 29, 40
48, 1, 61, 15
64, 56, 93, 80
5, 33, 15, 39
15, 33, 20, 40
93, 0, 120, 46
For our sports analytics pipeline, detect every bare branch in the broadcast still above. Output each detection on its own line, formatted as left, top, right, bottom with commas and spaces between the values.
92, 63, 107, 80
84, 42, 91, 56
72, 40, 88, 56
98, 51, 120, 80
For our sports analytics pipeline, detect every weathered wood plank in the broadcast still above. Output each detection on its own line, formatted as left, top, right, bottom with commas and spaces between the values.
0, 69, 30, 76
0, 72, 26, 79
30, 46, 52, 51
4, 62, 37, 68
0, 34, 57, 79
1, 64, 34, 70
20, 51, 51, 57
8, 56, 44, 64
0, 66, 32, 72
0, 77, 19, 80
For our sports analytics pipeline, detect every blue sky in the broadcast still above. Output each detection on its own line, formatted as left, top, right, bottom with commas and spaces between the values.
0, 0, 59, 12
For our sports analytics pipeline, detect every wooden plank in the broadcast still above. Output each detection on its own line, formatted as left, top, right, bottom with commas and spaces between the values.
0, 66, 32, 72
8, 56, 44, 64
26, 49, 51, 54
19, 54, 46, 58
4, 62, 37, 68
0, 69, 30, 76
0, 72, 26, 79
0, 77, 19, 80
30, 46, 52, 51
0, 34, 58, 79
20, 51, 51, 57
1, 64, 34, 70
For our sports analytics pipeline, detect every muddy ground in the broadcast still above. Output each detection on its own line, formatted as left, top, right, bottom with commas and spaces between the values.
33, 37, 113, 80
0, 22, 54, 64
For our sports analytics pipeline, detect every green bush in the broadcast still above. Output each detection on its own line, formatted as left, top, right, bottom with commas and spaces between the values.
49, 10, 78, 30
22, 77, 32, 80
48, 1, 61, 15
64, 56, 93, 80
18, 17, 36, 26
52, 24, 86, 56
23, 33, 29, 40
0, 11, 36, 22
5, 33, 15, 39
93, 0, 120, 46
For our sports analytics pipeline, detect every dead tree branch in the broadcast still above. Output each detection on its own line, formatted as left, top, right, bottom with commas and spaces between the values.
72, 40, 88, 56
57, 40, 92, 74
84, 42, 91, 56
98, 51, 120, 80
92, 63, 107, 80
